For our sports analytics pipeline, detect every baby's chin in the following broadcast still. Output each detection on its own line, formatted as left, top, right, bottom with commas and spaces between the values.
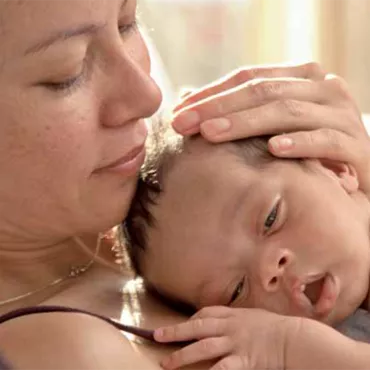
324, 295, 367, 327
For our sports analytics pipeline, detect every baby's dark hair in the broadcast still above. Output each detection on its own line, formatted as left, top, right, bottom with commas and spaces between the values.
122, 120, 290, 312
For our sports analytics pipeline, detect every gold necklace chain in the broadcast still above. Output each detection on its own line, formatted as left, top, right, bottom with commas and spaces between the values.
0, 234, 102, 307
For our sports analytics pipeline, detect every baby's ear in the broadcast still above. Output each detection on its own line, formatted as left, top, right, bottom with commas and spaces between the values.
311, 159, 359, 193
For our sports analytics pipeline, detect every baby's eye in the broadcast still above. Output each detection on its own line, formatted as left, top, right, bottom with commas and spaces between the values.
229, 277, 245, 305
264, 202, 279, 232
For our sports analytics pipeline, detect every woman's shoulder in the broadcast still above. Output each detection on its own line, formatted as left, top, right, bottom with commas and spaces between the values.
0, 310, 160, 369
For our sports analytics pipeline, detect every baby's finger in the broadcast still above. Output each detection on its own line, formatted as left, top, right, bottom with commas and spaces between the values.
199, 101, 345, 143
210, 355, 250, 370
154, 317, 226, 343
174, 62, 326, 113
161, 337, 232, 370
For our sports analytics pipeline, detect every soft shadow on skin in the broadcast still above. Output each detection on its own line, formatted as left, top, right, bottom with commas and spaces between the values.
121, 277, 215, 370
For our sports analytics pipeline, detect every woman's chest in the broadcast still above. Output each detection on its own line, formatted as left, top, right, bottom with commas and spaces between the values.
44, 266, 212, 369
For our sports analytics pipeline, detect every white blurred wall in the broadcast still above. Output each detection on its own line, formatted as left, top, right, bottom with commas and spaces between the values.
140, 0, 370, 112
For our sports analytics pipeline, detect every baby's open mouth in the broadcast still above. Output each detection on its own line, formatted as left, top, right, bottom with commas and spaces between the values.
293, 273, 339, 318
302, 276, 326, 305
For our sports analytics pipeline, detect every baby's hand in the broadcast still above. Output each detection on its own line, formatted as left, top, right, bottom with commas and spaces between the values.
154, 306, 300, 370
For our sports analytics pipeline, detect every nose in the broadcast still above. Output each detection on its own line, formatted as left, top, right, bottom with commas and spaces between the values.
100, 40, 163, 128
258, 248, 293, 293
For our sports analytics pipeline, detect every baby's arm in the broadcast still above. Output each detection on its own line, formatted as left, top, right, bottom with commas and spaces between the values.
287, 318, 370, 370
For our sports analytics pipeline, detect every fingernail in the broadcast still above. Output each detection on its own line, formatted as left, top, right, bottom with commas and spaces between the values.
270, 136, 294, 152
201, 118, 231, 137
172, 110, 200, 132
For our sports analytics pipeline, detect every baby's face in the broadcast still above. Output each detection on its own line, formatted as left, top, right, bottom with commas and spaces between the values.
143, 139, 370, 325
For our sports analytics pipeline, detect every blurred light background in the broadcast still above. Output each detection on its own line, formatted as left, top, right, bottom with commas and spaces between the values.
139, 0, 370, 112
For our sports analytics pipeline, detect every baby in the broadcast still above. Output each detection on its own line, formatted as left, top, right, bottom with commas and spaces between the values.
124, 124, 370, 330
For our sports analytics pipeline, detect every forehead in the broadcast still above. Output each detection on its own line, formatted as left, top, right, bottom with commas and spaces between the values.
163, 139, 254, 212
145, 140, 260, 287
0, 0, 118, 56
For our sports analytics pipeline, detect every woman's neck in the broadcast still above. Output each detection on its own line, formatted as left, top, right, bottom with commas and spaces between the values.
0, 234, 100, 314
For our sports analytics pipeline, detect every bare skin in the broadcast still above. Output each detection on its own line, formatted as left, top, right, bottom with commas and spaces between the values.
0, 0, 370, 368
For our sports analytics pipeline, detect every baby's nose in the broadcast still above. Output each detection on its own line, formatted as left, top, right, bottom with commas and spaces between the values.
259, 249, 293, 293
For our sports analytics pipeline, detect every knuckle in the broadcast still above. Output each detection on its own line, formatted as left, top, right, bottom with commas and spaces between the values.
320, 128, 343, 151
279, 99, 304, 118
192, 318, 204, 332
303, 130, 321, 148
325, 75, 353, 100
304, 61, 325, 78
249, 80, 282, 102
199, 338, 218, 356
213, 99, 227, 116
233, 68, 257, 84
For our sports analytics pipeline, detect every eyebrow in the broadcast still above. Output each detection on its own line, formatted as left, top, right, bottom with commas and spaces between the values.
24, 23, 107, 56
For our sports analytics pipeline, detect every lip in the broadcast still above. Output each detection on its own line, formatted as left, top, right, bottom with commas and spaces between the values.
291, 273, 339, 319
94, 145, 146, 176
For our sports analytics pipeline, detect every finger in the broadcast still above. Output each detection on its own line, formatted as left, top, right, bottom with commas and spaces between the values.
268, 129, 360, 163
324, 74, 358, 107
161, 337, 232, 370
174, 62, 326, 112
199, 101, 350, 142
154, 317, 226, 343
210, 355, 250, 370
271, 129, 370, 195
172, 78, 330, 134
190, 306, 233, 321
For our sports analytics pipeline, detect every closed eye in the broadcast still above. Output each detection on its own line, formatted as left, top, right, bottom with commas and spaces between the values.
229, 277, 245, 305
119, 18, 138, 36
41, 74, 83, 92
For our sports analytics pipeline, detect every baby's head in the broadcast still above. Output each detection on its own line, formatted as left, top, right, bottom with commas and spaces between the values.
124, 126, 370, 326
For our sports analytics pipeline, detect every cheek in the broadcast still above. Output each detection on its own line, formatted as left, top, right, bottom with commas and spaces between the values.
0, 92, 98, 191
291, 198, 367, 265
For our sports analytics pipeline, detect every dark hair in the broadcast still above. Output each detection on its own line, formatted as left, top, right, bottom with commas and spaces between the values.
123, 120, 185, 275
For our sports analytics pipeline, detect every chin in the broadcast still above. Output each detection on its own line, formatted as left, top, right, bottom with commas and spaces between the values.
84, 193, 136, 234
327, 292, 368, 326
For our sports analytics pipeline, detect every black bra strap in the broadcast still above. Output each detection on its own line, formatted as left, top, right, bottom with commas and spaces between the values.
0, 305, 156, 342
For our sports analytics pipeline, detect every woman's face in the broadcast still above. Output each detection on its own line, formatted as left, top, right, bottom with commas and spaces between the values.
0, 0, 162, 244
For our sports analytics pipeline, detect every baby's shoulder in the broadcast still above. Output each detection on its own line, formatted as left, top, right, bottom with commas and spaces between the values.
0, 311, 159, 369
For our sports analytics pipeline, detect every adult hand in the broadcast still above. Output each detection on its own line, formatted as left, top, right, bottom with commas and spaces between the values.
154, 306, 298, 370
171, 63, 370, 196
